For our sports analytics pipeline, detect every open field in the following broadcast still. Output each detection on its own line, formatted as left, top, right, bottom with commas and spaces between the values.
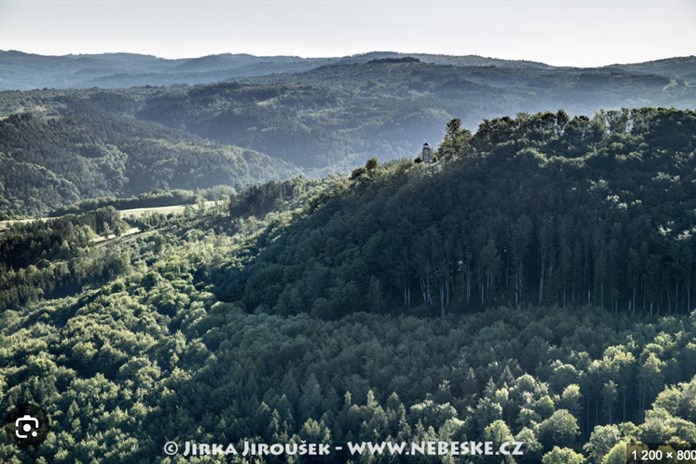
90, 226, 141, 244
117, 201, 217, 218
0, 201, 219, 231
0, 217, 49, 231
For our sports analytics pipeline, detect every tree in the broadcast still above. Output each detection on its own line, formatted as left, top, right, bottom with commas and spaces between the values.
483, 419, 514, 444
559, 385, 582, 417
601, 381, 618, 423
538, 410, 580, 449
651, 376, 696, 423
601, 441, 627, 464
515, 427, 543, 463
638, 353, 664, 414
509, 215, 533, 307
366, 157, 379, 171
366, 276, 386, 312
584, 425, 621, 464
542, 446, 585, 464
439, 118, 472, 158
300, 419, 332, 442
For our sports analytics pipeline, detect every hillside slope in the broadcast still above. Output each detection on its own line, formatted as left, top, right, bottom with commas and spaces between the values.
0, 103, 297, 214
2, 56, 694, 172
212, 108, 696, 320
139, 59, 696, 167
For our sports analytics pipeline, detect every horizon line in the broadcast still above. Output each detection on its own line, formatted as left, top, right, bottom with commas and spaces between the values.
2, 48, 694, 69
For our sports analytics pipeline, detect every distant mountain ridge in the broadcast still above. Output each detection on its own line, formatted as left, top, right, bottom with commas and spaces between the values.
132, 56, 696, 167
2, 49, 694, 90
603, 55, 696, 82
0, 50, 331, 90
1, 52, 694, 174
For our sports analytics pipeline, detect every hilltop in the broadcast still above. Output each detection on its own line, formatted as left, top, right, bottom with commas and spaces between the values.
212, 107, 696, 319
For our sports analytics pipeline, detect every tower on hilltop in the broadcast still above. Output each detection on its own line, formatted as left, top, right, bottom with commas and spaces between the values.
422, 143, 432, 164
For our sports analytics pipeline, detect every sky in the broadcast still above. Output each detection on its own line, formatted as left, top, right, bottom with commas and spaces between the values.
0, 0, 694, 67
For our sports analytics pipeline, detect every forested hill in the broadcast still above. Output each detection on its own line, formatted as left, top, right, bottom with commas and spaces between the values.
2, 49, 694, 91
0, 101, 297, 215
138, 58, 696, 168
213, 108, 696, 319
0, 50, 557, 90
0, 51, 332, 90
1, 54, 694, 172
606, 56, 696, 82
0, 50, 550, 90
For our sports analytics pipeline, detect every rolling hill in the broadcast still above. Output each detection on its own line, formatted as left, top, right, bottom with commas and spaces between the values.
1, 51, 694, 213
0, 104, 297, 214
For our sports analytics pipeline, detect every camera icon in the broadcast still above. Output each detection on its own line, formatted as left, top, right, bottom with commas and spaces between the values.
4, 403, 48, 447
14, 415, 39, 439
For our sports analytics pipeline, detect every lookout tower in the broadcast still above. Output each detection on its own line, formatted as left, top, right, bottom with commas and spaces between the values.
422, 143, 432, 164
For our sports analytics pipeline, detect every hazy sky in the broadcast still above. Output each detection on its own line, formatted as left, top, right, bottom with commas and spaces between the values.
0, 0, 694, 67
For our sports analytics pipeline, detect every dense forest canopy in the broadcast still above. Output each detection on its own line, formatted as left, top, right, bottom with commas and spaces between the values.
1, 108, 696, 463
0, 103, 297, 215
122, 59, 696, 167
0, 54, 693, 199
214, 108, 696, 321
